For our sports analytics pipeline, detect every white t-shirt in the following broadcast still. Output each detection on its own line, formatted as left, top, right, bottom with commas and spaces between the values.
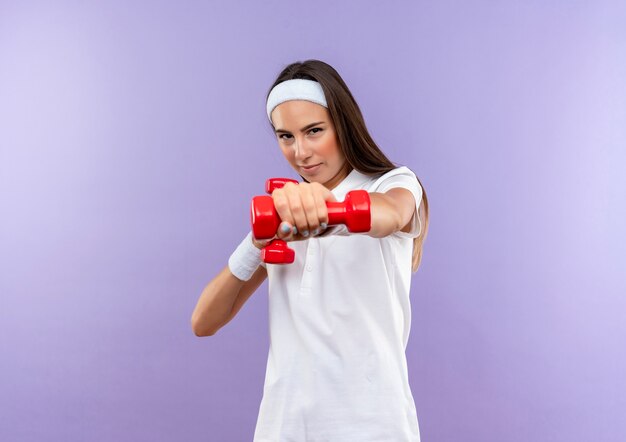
253, 165, 423, 442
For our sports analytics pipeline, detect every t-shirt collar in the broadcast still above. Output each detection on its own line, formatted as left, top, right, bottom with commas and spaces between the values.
329, 166, 372, 201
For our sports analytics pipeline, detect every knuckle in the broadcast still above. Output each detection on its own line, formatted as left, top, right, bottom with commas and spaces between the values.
291, 204, 304, 217
304, 202, 316, 215
274, 199, 288, 211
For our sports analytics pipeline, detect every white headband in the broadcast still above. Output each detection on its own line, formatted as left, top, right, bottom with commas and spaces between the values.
266, 79, 328, 123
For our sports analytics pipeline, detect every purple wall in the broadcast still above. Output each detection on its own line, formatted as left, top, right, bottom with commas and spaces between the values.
1, 1, 625, 441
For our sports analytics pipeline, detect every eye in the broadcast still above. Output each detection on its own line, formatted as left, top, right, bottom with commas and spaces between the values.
278, 127, 322, 141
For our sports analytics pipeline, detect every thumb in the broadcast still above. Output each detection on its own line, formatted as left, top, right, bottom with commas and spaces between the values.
276, 221, 295, 240
252, 236, 272, 250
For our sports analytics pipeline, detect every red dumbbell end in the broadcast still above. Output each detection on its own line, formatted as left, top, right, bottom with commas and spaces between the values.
344, 189, 372, 233
261, 240, 295, 264
251, 195, 281, 239
265, 178, 299, 194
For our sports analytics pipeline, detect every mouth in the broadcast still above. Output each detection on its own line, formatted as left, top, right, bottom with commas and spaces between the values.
301, 163, 322, 173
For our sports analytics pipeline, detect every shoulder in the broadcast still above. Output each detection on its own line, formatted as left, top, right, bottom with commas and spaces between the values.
369, 166, 421, 194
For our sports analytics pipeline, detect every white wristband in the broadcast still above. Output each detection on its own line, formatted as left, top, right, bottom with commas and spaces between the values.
228, 231, 262, 281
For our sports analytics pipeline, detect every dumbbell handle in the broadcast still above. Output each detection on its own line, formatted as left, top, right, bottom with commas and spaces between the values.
325, 197, 370, 230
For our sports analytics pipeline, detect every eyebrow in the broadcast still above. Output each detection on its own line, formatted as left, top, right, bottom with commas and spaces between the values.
274, 121, 325, 134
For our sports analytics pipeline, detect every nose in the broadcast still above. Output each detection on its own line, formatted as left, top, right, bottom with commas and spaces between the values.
293, 137, 312, 161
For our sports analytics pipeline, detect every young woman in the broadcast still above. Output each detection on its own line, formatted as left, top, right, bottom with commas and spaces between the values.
192, 59, 430, 441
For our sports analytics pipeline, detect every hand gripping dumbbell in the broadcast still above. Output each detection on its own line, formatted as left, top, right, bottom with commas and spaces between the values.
250, 177, 372, 264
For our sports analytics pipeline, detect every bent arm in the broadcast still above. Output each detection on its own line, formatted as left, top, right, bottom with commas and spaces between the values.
191, 263, 267, 337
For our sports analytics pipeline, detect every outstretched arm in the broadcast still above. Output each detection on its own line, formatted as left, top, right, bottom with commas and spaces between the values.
367, 188, 417, 238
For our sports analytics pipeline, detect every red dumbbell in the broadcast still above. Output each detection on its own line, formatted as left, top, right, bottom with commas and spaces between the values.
250, 178, 371, 264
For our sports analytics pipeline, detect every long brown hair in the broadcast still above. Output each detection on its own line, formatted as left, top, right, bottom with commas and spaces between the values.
266, 59, 429, 273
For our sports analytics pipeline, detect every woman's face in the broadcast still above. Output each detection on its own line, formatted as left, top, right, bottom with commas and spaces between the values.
271, 100, 351, 190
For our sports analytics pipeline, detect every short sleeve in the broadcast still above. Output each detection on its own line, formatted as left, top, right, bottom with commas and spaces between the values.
372, 166, 423, 239
260, 260, 267, 268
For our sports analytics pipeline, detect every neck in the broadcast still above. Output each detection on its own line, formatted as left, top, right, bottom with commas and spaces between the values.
325, 162, 352, 191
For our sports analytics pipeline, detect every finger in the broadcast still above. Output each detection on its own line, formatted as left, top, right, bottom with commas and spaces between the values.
299, 184, 320, 236
311, 184, 329, 235
284, 183, 311, 238
276, 220, 295, 240
272, 188, 295, 234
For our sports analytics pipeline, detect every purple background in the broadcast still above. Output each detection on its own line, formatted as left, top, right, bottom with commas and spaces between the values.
1, 1, 625, 441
